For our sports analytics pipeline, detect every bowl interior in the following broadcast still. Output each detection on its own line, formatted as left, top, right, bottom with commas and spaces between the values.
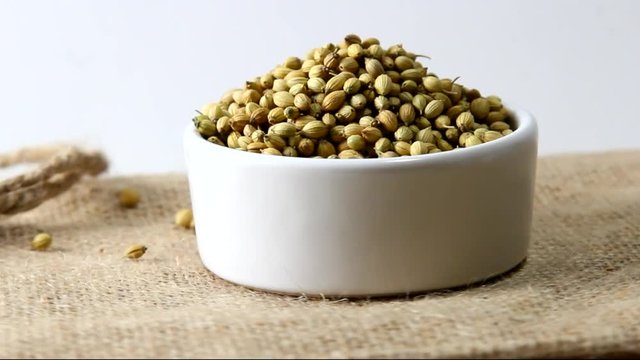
184, 105, 536, 169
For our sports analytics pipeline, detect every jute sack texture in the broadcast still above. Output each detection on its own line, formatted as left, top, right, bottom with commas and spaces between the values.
1, 150, 639, 358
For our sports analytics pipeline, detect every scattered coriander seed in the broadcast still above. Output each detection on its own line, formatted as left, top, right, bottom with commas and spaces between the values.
175, 208, 193, 229
118, 187, 140, 208
31, 232, 52, 251
124, 244, 147, 259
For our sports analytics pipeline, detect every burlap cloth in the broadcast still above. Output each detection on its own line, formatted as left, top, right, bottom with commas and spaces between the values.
1, 150, 639, 359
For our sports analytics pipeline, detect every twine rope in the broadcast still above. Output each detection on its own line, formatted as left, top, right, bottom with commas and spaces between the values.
0, 145, 108, 215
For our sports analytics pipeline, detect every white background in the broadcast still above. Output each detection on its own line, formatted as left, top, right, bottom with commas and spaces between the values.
0, 0, 639, 175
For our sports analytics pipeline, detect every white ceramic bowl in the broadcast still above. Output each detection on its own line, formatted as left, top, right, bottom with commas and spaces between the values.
184, 107, 537, 297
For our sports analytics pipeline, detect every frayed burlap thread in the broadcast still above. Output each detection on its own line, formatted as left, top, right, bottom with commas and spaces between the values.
1, 150, 639, 358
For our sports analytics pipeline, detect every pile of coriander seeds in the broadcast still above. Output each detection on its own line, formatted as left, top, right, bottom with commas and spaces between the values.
193, 34, 514, 159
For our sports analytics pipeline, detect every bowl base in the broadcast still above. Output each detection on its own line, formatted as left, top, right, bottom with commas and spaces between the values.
204, 257, 528, 300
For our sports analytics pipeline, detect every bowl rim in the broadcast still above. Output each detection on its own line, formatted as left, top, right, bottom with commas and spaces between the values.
184, 105, 537, 169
